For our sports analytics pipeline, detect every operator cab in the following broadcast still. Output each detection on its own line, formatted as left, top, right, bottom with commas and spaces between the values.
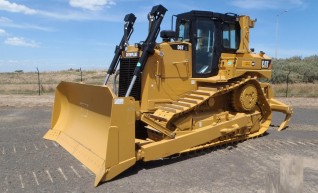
174, 11, 241, 78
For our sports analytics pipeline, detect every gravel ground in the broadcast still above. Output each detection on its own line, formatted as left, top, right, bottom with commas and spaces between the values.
0, 95, 54, 107
0, 94, 318, 108
0, 95, 317, 192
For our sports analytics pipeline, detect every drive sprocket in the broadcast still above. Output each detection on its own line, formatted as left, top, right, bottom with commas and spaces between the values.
232, 83, 258, 112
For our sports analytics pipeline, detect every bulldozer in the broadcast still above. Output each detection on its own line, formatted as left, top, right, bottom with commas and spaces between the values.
44, 5, 292, 186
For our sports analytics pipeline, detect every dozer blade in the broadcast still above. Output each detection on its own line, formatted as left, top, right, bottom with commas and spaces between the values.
43, 81, 136, 186
269, 98, 293, 131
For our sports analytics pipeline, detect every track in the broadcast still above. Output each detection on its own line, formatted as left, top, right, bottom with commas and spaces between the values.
143, 76, 269, 131
0, 106, 317, 193
142, 76, 272, 151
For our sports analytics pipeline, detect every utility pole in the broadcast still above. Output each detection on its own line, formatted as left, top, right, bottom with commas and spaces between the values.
275, 10, 288, 59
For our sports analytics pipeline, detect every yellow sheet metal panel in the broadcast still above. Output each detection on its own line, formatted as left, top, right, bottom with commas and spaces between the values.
140, 114, 251, 161
44, 82, 136, 186
51, 82, 114, 161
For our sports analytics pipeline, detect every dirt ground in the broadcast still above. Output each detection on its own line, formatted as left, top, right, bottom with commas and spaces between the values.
0, 94, 54, 107
0, 95, 317, 192
0, 94, 318, 108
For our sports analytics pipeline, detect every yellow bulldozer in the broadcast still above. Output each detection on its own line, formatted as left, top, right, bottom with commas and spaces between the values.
44, 5, 292, 186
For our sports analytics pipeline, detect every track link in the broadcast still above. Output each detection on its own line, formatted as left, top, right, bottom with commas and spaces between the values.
142, 76, 271, 142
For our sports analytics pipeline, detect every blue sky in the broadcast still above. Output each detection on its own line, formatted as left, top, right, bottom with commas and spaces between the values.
0, 0, 317, 72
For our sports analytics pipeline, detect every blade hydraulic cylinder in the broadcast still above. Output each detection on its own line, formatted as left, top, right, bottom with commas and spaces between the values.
104, 13, 136, 85
125, 5, 167, 97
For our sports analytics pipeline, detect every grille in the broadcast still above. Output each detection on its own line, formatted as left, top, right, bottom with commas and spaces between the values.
118, 57, 141, 100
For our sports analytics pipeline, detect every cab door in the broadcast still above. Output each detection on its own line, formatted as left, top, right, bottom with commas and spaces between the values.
192, 18, 220, 78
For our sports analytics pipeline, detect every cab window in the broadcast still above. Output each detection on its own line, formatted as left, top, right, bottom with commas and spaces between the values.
177, 20, 190, 41
222, 23, 239, 49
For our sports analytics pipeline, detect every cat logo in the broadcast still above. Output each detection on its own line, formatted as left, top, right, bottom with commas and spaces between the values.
261, 60, 271, 69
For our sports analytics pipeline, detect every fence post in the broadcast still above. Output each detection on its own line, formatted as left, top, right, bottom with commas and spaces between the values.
285, 70, 291, 97
36, 67, 41, 96
80, 67, 82, 82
